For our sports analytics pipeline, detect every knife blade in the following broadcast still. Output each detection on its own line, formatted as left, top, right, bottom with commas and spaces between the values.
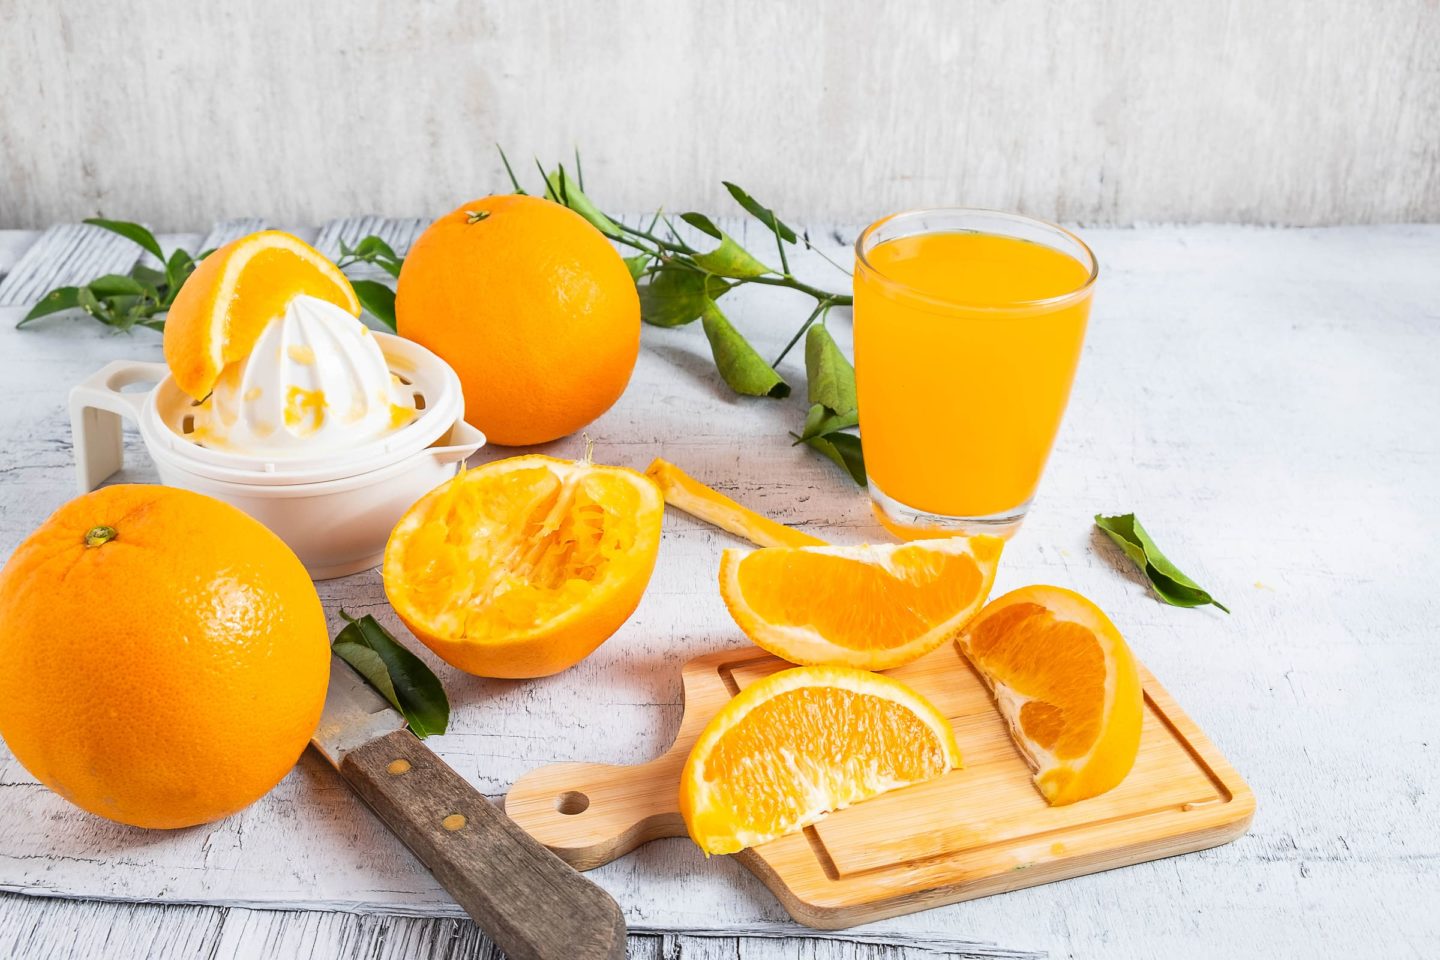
311, 655, 626, 960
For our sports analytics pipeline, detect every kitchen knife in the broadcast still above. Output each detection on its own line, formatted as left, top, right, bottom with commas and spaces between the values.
311, 655, 627, 960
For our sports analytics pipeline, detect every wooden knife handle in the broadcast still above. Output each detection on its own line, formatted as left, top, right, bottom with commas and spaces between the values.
340, 729, 627, 960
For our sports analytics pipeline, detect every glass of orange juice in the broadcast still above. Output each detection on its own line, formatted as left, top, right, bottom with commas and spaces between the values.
853, 209, 1097, 538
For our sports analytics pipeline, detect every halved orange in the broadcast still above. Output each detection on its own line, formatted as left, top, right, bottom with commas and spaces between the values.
718, 537, 1002, 670
382, 455, 663, 678
957, 585, 1143, 805
164, 230, 359, 399
680, 665, 960, 854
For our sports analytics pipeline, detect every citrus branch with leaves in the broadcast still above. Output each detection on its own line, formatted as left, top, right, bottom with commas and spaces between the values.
18, 153, 865, 484
505, 148, 863, 484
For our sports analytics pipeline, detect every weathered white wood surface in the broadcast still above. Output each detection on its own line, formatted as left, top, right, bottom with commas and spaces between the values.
1, 222, 1438, 959
3, 2, 1439, 230
0, 892, 1019, 960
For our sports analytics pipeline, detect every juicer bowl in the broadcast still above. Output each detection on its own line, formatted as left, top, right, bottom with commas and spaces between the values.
68, 332, 485, 579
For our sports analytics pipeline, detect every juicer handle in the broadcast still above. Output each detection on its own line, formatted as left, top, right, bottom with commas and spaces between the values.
68, 360, 166, 494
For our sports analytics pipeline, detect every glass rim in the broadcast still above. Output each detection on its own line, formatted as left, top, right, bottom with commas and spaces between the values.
854, 207, 1100, 313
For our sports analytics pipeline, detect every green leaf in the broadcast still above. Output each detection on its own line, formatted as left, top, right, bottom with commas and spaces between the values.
76, 285, 102, 316
721, 182, 798, 243
623, 253, 652, 281
19, 286, 82, 326
546, 168, 623, 239
804, 323, 856, 418
497, 145, 527, 194
799, 430, 866, 485
351, 279, 397, 331
333, 612, 449, 737
83, 218, 165, 262
353, 235, 397, 261
678, 212, 772, 279
639, 265, 731, 327
700, 300, 789, 398
799, 402, 859, 441
162, 248, 195, 304
536, 158, 564, 202
1094, 513, 1229, 613
131, 264, 167, 289
87, 273, 148, 297
340, 235, 404, 279
113, 295, 149, 332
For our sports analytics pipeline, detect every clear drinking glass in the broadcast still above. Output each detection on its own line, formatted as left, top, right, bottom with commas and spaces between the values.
852, 209, 1098, 538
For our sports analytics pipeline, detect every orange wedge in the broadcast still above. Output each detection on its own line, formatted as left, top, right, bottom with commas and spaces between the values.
680, 665, 960, 854
163, 230, 359, 399
957, 585, 1142, 805
383, 455, 663, 678
718, 537, 1002, 670
645, 458, 824, 548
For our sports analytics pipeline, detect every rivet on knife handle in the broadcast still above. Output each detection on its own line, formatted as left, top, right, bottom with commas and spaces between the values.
339, 728, 627, 960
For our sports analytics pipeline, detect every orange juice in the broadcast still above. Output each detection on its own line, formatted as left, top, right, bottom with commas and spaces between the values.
853, 212, 1096, 535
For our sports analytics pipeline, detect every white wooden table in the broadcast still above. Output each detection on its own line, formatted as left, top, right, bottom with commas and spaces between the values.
0, 220, 1436, 959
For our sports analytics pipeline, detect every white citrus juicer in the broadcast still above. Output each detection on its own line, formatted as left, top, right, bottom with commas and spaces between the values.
68, 327, 484, 579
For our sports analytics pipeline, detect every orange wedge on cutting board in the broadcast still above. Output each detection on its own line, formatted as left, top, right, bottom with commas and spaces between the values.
957, 585, 1143, 805
383, 454, 664, 678
164, 230, 359, 399
680, 665, 961, 854
718, 537, 1002, 670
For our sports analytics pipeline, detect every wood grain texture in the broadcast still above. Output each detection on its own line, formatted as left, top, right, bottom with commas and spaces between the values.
2, 2, 1438, 230
507, 644, 1254, 928
0, 223, 142, 306
340, 730, 626, 960
0, 893, 1025, 960
199, 218, 270, 252
0, 222, 1438, 958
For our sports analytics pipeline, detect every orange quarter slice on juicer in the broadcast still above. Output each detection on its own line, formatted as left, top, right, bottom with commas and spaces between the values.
163, 230, 359, 399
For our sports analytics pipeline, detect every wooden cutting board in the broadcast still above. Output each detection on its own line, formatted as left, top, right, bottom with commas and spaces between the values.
506, 641, 1254, 929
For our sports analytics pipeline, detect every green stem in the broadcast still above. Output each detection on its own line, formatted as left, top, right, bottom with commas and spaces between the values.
742, 274, 852, 304
772, 299, 831, 368
611, 234, 664, 260
801, 232, 854, 277
617, 220, 694, 255
771, 220, 791, 276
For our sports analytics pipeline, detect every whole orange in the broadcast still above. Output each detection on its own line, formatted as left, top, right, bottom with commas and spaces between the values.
396, 195, 641, 446
0, 485, 330, 829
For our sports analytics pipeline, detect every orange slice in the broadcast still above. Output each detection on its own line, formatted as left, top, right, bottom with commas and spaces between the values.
718, 537, 1002, 670
382, 455, 663, 678
164, 230, 359, 399
645, 458, 824, 548
680, 665, 960, 854
957, 585, 1143, 805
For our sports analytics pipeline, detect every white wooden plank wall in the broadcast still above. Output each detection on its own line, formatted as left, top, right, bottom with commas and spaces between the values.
1, 2, 1437, 230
